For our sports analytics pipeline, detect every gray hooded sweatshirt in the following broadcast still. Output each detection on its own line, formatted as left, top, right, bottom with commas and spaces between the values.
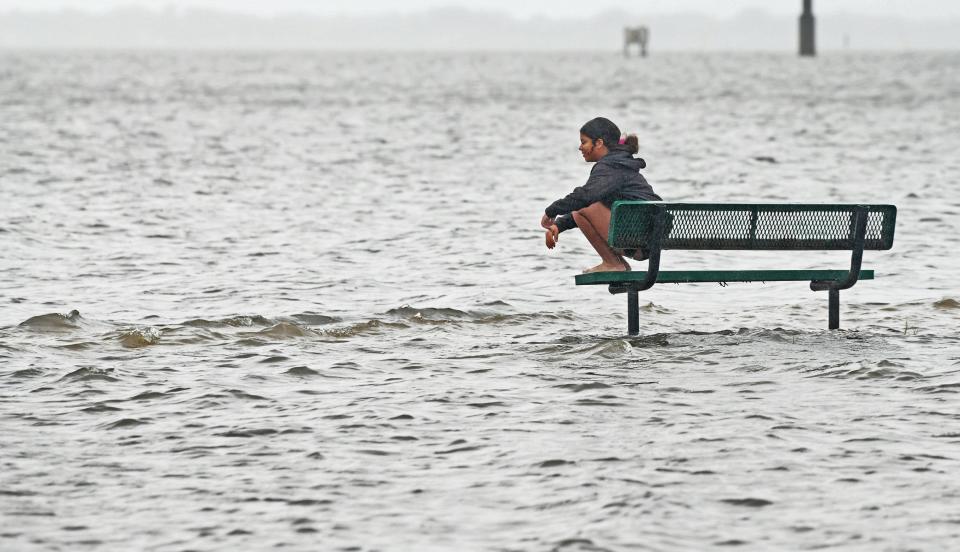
545, 148, 661, 233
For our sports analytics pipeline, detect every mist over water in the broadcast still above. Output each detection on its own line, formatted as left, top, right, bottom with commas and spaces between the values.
2, 51, 960, 550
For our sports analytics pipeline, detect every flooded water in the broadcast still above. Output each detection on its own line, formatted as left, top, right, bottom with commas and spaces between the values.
2, 51, 960, 551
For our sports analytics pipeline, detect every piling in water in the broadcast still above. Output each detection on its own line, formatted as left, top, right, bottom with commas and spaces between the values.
799, 0, 816, 56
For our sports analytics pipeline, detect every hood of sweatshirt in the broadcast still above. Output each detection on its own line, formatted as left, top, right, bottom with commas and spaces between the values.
599, 148, 647, 171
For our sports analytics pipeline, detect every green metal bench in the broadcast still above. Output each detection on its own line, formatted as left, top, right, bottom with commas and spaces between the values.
575, 202, 897, 335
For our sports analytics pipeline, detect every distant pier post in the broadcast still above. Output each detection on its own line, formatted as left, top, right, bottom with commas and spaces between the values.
799, 0, 816, 56
623, 26, 649, 58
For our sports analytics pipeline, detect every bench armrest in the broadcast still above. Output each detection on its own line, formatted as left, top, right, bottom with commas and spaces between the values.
810, 206, 868, 292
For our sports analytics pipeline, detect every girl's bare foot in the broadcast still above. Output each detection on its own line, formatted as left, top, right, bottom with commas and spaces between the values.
583, 261, 629, 274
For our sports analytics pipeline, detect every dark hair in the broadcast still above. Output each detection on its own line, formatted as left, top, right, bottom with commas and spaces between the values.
580, 117, 619, 148
580, 117, 639, 155
621, 134, 640, 155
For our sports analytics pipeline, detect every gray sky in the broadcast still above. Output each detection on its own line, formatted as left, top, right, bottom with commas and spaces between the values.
1, 0, 958, 18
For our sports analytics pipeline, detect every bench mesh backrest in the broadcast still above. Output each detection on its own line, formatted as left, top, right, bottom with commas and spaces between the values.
609, 203, 897, 251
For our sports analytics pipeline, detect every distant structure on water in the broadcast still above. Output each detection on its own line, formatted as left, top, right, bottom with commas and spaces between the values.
799, 0, 816, 56
623, 26, 649, 57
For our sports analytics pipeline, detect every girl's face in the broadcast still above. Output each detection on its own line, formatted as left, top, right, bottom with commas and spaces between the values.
579, 133, 607, 162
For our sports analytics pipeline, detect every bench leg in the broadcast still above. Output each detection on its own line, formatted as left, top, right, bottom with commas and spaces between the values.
829, 288, 840, 330
627, 289, 640, 336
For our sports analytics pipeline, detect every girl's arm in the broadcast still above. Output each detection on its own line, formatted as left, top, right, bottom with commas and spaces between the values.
544, 166, 618, 219
553, 213, 577, 233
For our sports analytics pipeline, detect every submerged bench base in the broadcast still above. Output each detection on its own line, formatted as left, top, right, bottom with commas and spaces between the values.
575, 269, 876, 335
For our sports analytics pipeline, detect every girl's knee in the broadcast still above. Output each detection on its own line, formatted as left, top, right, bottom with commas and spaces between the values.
582, 202, 608, 215
575, 202, 607, 219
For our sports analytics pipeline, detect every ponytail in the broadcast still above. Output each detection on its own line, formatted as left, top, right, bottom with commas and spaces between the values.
622, 134, 639, 155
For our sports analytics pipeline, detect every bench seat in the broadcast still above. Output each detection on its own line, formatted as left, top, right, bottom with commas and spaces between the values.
576, 269, 874, 286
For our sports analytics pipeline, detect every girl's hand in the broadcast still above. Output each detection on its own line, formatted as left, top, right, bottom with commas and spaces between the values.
540, 213, 554, 229
545, 224, 559, 249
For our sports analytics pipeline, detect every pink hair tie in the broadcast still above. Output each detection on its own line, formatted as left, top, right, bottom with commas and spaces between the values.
618, 137, 626, 144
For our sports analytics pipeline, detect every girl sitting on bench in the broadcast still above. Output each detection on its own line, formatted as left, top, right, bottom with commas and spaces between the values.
541, 117, 661, 273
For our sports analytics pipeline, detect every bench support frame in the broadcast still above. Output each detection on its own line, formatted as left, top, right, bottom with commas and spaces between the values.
627, 289, 640, 335
624, 206, 668, 336
828, 288, 840, 329
618, 206, 870, 335
810, 206, 868, 330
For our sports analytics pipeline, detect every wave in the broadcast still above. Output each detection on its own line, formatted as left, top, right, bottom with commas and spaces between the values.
522, 327, 898, 364
934, 298, 960, 310
286, 312, 339, 325
182, 315, 275, 328
182, 313, 339, 334
255, 322, 314, 338
803, 360, 925, 381
117, 327, 161, 348
385, 304, 574, 325
18, 309, 83, 331
103, 418, 150, 430
284, 366, 321, 377
386, 306, 478, 321
323, 319, 409, 338
58, 366, 118, 382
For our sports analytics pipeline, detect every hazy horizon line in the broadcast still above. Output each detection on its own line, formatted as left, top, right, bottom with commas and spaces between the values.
3, 6, 957, 51
3, 47, 959, 53
2, 4, 958, 22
